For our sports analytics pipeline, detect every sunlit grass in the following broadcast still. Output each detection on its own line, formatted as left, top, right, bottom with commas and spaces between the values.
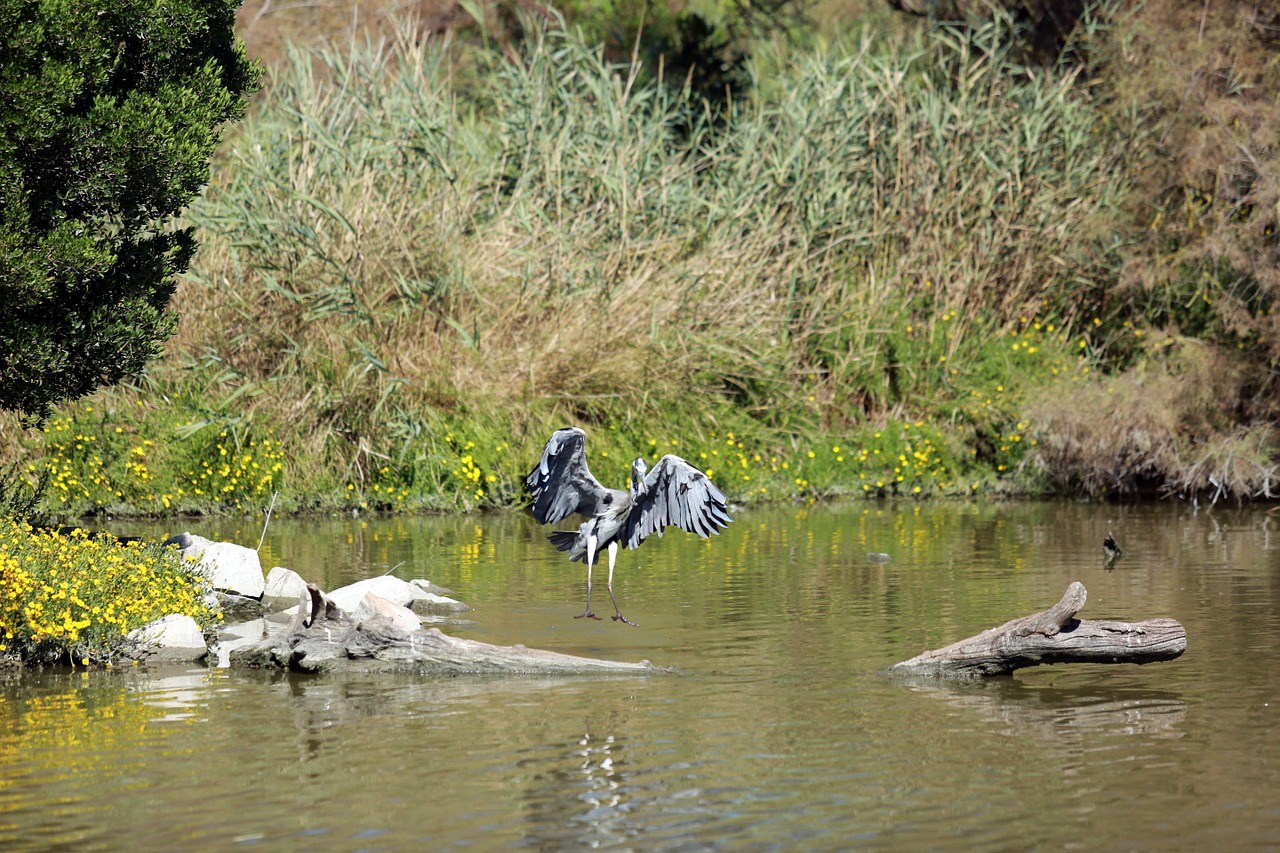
6, 308, 1116, 515
26, 404, 285, 517
132, 20, 1127, 509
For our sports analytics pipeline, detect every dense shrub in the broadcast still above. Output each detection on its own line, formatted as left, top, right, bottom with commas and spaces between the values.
0, 0, 258, 420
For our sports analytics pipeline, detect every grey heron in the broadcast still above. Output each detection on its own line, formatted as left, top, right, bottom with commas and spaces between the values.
526, 426, 733, 625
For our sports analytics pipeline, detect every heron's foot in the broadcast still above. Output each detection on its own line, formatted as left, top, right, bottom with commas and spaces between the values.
575, 611, 602, 620
611, 613, 638, 627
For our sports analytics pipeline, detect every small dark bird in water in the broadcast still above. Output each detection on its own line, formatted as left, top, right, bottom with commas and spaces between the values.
526, 427, 733, 625
1103, 532, 1123, 564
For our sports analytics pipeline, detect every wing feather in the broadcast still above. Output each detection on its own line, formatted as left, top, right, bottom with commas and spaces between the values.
525, 427, 607, 524
623, 454, 732, 549
693, 503, 711, 537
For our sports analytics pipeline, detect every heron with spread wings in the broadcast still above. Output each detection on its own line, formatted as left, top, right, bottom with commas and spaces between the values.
526, 427, 733, 625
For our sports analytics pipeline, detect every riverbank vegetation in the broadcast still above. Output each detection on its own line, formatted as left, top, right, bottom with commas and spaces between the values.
0, 521, 220, 667
2, 0, 1277, 520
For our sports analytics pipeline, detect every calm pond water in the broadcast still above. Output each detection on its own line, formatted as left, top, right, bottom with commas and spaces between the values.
2, 500, 1278, 850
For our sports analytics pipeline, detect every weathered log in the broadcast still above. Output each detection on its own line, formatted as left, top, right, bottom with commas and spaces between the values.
890, 582, 1186, 677
229, 584, 662, 676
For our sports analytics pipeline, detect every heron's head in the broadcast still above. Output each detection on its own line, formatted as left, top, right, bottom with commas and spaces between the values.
630, 457, 648, 494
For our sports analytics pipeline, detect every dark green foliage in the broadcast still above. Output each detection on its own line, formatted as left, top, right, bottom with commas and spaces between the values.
0, 0, 259, 420
555, 1, 763, 108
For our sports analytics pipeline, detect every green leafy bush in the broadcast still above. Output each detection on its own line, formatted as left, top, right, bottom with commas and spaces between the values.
0, 0, 258, 420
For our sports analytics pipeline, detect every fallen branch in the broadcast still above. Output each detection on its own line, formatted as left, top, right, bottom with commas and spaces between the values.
229, 584, 661, 675
890, 582, 1186, 677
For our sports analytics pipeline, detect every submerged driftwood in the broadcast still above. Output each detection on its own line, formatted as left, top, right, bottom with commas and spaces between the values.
229, 584, 661, 675
890, 582, 1186, 677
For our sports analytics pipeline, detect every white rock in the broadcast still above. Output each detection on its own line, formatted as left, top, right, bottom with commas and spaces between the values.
410, 578, 454, 596
412, 591, 471, 614
273, 576, 471, 621
329, 576, 471, 615
262, 566, 309, 611
327, 576, 422, 612
354, 592, 422, 632
164, 532, 266, 599
127, 614, 208, 662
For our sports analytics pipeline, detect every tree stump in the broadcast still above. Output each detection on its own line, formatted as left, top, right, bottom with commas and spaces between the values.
229, 584, 662, 675
890, 582, 1186, 677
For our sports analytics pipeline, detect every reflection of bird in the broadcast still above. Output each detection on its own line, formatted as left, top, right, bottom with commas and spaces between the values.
526, 427, 733, 625
1103, 532, 1123, 564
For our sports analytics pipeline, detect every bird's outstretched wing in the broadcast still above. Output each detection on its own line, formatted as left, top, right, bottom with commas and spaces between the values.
623, 455, 732, 548
526, 427, 608, 524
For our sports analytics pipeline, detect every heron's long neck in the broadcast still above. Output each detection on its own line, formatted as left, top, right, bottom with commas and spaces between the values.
630, 461, 646, 497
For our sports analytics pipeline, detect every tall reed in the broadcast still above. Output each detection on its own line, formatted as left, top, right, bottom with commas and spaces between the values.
55, 16, 1133, 508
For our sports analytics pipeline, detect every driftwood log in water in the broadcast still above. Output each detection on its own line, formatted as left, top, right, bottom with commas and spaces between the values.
229, 584, 661, 675
890, 582, 1186, 677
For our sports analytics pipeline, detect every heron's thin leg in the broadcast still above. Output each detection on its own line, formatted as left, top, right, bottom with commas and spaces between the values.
576, 532, 601, 620
605, 541, 636, 626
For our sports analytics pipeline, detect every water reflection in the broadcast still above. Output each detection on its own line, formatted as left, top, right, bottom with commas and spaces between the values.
0, 669, 204, 850
901, 677, 1187, 740
519, 728, 639, 849
9, 501, 1280, 849
130, 668, 223, 723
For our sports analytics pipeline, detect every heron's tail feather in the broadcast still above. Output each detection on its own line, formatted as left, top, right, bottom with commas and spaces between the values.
548, 530, 578, 552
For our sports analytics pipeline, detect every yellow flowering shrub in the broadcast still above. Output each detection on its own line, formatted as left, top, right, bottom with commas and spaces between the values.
355, 431, 518, 512
0, 521, 220, 666
175, 430, 285, 511
32, 403, 286, 515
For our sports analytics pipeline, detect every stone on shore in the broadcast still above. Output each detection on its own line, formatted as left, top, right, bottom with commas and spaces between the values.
263, 566, 309, 611
163, 532, 266, 599
127, 614, 209, 662
412, 591, 471, 614
354, 592, 422, 632
218, 592, 264, 620
410, 578, 454, 597
327, 576, 470, 615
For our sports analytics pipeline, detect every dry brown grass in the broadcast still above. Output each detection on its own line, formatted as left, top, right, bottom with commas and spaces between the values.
147, 10, 1148, 503
1026, 332, 1279, 499
8, 2, 1278, 509
1010, 0, 1280, 501
169, 21, 810, 466
1106, 0, 1280, 370
236, 1, 473, 69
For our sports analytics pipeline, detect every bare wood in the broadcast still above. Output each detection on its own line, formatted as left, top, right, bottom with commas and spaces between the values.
890, 582, 1187, 677
231, 584, 662, 675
